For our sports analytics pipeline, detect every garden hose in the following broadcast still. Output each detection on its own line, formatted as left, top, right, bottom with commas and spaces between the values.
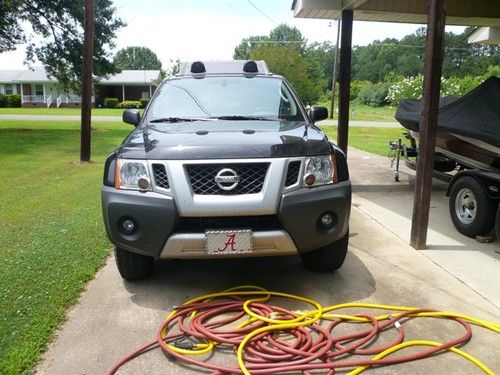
107, 285, 499, 375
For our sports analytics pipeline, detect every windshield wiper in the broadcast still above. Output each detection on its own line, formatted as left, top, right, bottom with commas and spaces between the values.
149, 117, 213, 123
215, 115, 278, 121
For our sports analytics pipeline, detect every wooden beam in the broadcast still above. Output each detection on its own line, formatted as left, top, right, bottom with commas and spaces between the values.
337, 9, 353, 155
80, 0, 94, 162
329, 20, 341, 119
410, 0, 447, 250
341, 0, 369, 9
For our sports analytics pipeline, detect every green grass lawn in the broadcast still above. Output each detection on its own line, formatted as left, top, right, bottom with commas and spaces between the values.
0, 103, 396, 122
0, 120, 130, 374
320, 125, 406, 156
314, 101, 397, 122
0, 107, 125, 116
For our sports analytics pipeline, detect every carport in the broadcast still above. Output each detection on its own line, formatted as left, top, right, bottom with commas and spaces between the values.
291, 0, 500, 249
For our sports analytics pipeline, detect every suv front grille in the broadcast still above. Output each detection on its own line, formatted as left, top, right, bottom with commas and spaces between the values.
186, 163, 269, 195
175, 215, 281, 233
152, 164, 169, 189
285, 161, 301, 186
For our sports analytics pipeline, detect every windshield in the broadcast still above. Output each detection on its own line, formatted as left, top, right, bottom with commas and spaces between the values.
146, 76, 305, 122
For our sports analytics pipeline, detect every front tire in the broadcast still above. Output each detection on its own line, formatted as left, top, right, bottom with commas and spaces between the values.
114, 246, 154, 280
449, 176, 495, 237
301, 230, 349, 272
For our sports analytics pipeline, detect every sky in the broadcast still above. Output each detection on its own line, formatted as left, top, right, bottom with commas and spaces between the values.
0, 0, 465, 70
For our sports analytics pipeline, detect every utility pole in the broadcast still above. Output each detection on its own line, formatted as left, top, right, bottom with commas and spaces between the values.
80, 0, 95, 162
329, 20, 341, 119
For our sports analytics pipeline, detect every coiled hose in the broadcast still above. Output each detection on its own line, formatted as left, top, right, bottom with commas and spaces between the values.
108, 285, 500, 374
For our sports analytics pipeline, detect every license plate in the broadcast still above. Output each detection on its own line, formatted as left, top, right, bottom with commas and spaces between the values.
205, 230, 253, 255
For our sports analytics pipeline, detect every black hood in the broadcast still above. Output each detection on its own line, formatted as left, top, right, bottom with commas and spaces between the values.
118, 120, 332, 159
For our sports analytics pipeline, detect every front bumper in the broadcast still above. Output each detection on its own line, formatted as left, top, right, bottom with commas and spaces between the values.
102, 181, 351, 258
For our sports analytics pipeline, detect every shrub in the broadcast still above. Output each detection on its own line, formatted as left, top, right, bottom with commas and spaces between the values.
357, 82, 389, 107
0, 93, 7, 108
386, 75, 424, 105
386, 75, 484, 105
350, 80, 372, 101
6, 94, 21, 107
139, 98, 149, 109
104, 97, 119, 108
117, 100, 141, 109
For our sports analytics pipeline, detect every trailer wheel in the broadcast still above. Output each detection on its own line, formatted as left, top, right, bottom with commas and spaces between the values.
449, 176, 495, 237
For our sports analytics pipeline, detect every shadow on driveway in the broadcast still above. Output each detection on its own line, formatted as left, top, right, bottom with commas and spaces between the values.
123, 250, 376, 310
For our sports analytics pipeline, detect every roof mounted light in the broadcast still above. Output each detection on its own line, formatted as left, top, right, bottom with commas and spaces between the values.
243, 60, 258, 73
191, 61, 206, 74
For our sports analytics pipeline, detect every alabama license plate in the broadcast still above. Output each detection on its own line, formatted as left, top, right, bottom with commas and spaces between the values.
205, 230, 253, 255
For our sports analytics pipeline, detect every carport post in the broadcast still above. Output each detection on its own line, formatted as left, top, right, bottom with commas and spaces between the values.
80, 0, 94, 162
410, 0, 447, 250
337, 9, 353, 156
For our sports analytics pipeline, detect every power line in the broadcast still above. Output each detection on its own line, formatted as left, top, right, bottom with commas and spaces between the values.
245, 0, 277, 25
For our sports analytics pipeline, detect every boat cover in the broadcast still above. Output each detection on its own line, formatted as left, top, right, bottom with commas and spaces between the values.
395, 76, 500, 146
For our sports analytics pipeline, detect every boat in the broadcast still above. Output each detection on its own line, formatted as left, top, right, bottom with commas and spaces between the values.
395, 76, 500, 173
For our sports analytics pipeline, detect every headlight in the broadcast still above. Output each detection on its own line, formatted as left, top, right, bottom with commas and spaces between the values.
303, 155, 336, 187
115, 159, 151, 191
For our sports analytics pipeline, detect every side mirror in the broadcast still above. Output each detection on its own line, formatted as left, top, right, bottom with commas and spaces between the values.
123, 109, 141, 126
310, 106, 328, 123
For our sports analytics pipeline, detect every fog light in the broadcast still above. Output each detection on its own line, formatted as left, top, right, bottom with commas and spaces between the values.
122, 219, 136, 234
137, 177, 150, 191
321, 214, 333, 227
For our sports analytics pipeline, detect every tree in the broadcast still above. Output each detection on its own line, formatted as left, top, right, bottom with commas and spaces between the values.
1, 0, 124, 90
250, 44, 322, 104
113, 46, 163, 70
233, 24, 305, 60
234, 36, 270, 60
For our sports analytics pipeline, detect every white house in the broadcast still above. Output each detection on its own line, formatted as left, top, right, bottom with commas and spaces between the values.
0, 67, 161, 108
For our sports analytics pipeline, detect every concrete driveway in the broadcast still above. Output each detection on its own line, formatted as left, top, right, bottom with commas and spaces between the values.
36, 149, 500, 374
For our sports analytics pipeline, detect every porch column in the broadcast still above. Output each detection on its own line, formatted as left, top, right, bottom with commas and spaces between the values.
410, 0, 447, 250
122, 85, 125, 101
149, 85, 152, 98
337, 9, 353, 156
43, 84, 46, 103
20, 84, 24, 103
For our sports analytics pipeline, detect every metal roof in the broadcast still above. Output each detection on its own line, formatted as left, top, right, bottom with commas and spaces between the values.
97, 70, 160, 85
178, 60, 271, 76
292, 0, 500, 27
0, 67, 160, 85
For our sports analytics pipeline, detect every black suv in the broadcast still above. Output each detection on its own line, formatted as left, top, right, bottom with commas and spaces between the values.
102, 60, 351, 280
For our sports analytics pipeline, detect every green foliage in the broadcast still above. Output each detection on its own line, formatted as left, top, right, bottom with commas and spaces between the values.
357, 82, 390, 107
140, 98, 149, 108
117, 100, 141, 109
0, 119, 128, 374
305, 41, 335, 90
104, 97, 119, 108
0, 93, 7, 108
352, 27, 500, 82
1, 0, 125, 91
6, 94, 21, 108
233, 24, 304, 60
350, 80, 372, 101
484, 65, 500, 79
113, 46, 162, 70
250, 44, 322, 104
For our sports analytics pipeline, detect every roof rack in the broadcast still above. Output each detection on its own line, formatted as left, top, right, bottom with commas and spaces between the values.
177, 60, 271, 76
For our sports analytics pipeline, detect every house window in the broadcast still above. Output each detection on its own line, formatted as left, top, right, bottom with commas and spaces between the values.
142, 91, 149, 99
35, 84, 44, 96
5, 84, 13, 95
